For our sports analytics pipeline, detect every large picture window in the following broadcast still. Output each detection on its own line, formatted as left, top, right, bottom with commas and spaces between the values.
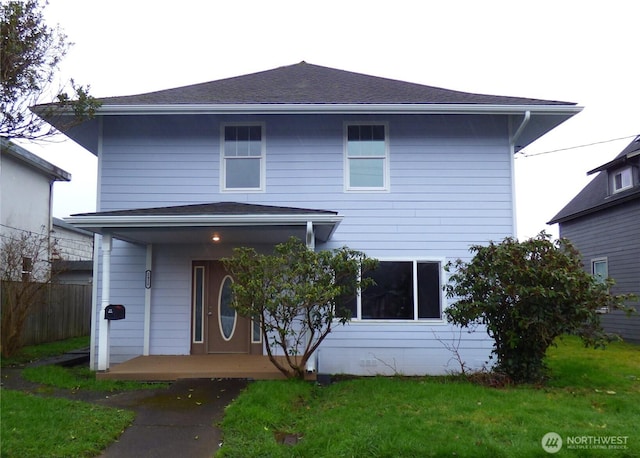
345, 123, 388, 190
342, 260, 442, 320
222, 124, 265, 191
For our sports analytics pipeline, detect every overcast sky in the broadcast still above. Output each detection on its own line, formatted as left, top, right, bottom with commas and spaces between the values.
23, 0, 640, 239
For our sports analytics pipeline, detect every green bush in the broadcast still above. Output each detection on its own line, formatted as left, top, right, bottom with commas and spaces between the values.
445, 232, 634, 383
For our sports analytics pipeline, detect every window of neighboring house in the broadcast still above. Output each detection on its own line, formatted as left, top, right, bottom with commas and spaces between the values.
345, 123, 389, 191
611, 167, 633, 193
341, 260, 442, 320
21, 257, 33, 282
222, 124, 265, 191
591, 258, 609, 313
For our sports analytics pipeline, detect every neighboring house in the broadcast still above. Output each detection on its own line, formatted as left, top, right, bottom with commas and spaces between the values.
549, 135, 640, 343
37, 62, 581, 375
0, 137, 71, 278
51, 217, 94, 284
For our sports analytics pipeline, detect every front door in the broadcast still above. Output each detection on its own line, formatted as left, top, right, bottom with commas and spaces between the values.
191, 261, 253, 354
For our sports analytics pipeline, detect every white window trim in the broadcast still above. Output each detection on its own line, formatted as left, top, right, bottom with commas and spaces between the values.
591, 257, 609, 313
192, 265, 205, 343
591, 257, 608, 280
220, 122, 266, 192
350, 257, 446, 323
251, 316, 262, 344
343, 121, 390, 192
611, 166, 633, 194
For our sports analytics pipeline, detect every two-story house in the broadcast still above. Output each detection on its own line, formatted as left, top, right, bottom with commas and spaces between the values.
37, 62, 581, 378
549, 135, 640, 343
1, 137, 71, 279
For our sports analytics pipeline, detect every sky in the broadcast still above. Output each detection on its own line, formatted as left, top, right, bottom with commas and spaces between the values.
22, 0, 640, 240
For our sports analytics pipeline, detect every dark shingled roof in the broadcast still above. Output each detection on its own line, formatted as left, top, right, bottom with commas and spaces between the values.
72, 202, 338, 217
548, 135, 640, 224
97, 62, 575, 107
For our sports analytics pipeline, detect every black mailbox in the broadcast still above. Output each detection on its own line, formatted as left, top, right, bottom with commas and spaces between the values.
105, 304, 125, 320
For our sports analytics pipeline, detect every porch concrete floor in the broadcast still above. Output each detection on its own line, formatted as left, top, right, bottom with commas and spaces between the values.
96, 355, 314, 381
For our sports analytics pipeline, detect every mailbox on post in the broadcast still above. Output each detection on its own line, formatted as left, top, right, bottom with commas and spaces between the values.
105, 304, 125, 320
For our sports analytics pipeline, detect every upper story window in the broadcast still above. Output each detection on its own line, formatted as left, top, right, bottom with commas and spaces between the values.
222, 124, 265, 191
611, 166, 633, 193
345, 123, 389, 191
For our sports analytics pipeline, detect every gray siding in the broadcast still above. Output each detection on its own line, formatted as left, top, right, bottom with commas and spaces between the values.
95, 113, 514, 373
559, 201, 640, 343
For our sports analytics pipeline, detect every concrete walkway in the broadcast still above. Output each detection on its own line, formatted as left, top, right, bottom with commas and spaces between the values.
97, 378, 248, 458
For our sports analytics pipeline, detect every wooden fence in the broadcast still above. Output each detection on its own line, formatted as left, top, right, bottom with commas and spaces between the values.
1, 281, 92, 346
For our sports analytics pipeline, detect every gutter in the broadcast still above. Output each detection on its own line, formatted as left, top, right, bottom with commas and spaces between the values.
38, 103, 582, 117
65, 213, 344, 229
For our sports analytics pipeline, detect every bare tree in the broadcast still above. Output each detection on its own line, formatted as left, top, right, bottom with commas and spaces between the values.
0, 226, 57, 357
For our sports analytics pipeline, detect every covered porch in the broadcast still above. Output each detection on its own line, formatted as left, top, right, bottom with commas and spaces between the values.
65, 202, 343, 374
96, 354, 315, 381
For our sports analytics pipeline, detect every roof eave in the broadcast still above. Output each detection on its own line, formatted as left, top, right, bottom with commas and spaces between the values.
56, 103, 583, 116
548, 190, 640, 225
587, 150, 640, 175
65, 213, 343, 244
65, 213, 343, 232
1, 138, 71, 181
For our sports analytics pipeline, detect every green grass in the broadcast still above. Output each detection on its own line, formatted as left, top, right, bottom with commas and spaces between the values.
219, 336, 640, 457
22, 364, 165, 392
1, 335, 90, 367
1, 390, 135, 458
1, 336, 167, 457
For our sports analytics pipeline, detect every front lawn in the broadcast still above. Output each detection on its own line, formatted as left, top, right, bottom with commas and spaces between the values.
1, 336, 163, 457
1, 390, 134, 457
1, 335, 90, 367
219, 336, 640, 457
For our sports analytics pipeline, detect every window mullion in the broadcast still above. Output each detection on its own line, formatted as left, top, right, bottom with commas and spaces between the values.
413, 260, 418, 320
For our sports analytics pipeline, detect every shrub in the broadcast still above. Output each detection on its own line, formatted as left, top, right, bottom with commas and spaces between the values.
444, 232, 634, 383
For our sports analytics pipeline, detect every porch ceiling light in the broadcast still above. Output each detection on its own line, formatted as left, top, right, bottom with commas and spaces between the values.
212, 234, 221, 242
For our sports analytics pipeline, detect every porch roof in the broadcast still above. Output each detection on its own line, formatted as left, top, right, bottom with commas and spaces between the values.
65, 202, 342, 244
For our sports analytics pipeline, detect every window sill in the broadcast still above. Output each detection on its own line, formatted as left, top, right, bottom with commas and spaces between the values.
342, 319, 447, 325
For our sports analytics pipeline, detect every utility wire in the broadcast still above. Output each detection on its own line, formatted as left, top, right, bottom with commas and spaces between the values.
516, 134, 639, 158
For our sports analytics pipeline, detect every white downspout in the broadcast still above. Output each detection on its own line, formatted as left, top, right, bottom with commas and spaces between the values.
510, 110, 531, 147
98, 233, 112, 371
509, 111, 531, 238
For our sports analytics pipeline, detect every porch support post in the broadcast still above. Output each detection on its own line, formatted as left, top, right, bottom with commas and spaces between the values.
98, 233, 112, 371
305, 221, 316, 374
143, 244, 152, 355
306, 221, 315, 251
